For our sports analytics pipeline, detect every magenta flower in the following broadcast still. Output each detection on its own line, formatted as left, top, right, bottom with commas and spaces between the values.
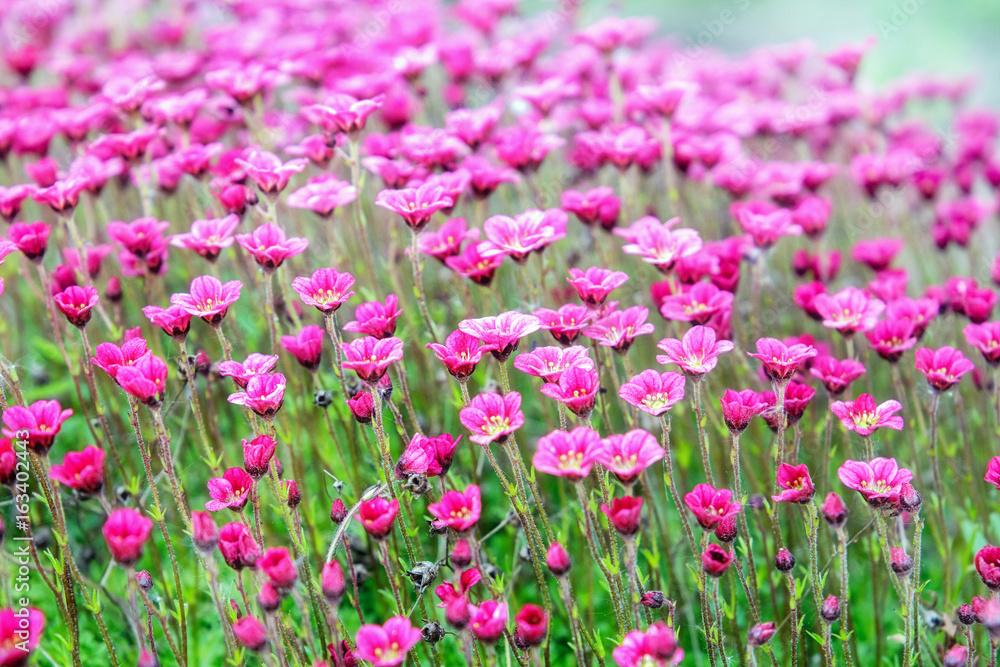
830, 394, 904, 436
460, 391, 525, 446
596, 430, 665, 486
0, 184, 31, 222
719, 389, 768, 435
736, 206, 802, 248
291, 268, 355, 313
419, 217, 480, 262
169, 215, 239, 262
851, 238, 904, 271
304, 94, 385, 135
395, 433, 460, 479
493, 125, 564, 172
965, 322, 1000, 366
464, 156, 520, 199
8, 221, 51, 261
747, 337, 817, 383
91, 339, 151, 381
535, 304, 595, 346
771, 463, 816, 504
31, 177, 86, 213
343, 295, 403, 339
217, 354, 279, 389
600, 496, 644, 536
532, 427, 602, 480
540, 366, 600, 417
375, 183, 453, 232
459, 311, 541, 362
428, 484, 482, 533
341, 336, 404, 385
914, 346, 975, 391
170, 276, 242, 326
561, 186, 621, 230
426, 330, 484, 381
205, 468, 254, 512
445, 240, 504, 286
513, 345, 594, 384
354, 616, 421, 667
976, 546, 1000, 590
468, 600, 510, 643
567, 267, 629, 308
814, 287, 885, 335
620, 218, 703, 274
865, 319, 918, 362
613, 623, 684, 666
684, 483, 741, 529
235, 150, 307, 194
227, 373, 286, 419
116, 354, 169, 406
53, 285, 99, 328
481, 209, 567, 264
217, 522, 261, 570
107, 217, 170, 258
582, 305, 655, 354
810, 355, 866, 396
659, 282, 734, 325
837, 457, 913, 505
0, 607, 44, 665
49, 445, 105, 496
280, 325, 324, 371
142, 305, 193, 340
102, 508, 154, 566
985, 457, 1000, 489
235, 224, 308, 273
619, 370, 686, 416
286, 178, 357, 218
356, 497, 400, 540
656, 325, 734, 376
259, 547, 298, 591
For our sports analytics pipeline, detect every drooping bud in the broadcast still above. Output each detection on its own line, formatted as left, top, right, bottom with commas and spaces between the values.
135, 570, 153, 592
639, 591, 667, 609
957, 603, 976, 626
546, 542, 572, 577
748, 622, 777, 646
191, 510, 219, 552
714, 515, 737, 543
703, 543, 733, 577
445, 596, 470, 630
821, 492, 848, 529
821, 595, 841, 623
284, 479, 301, 508
257, 581, 282, 613
450, 539, 473, 569
775, 548, 795, 573
321, 560, 346, 603
890, 547, 912, 576
330, 498, 348, 525
899, 483, 922, 513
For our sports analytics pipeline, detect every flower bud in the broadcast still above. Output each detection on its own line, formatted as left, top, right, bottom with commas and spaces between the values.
321, 560, 346, 603
646, 622, 680, 660
899, 483, 922, 513
445, 596, 470, 630
821, 492, 848, 529
450, 539, 473, 569
138, 649, 159, 667
242, 435, 276, 479
639, 591, 667, 609
232, 615, 268, 652
600, 496, 643, 536
702, 543, 733, 577
259, 547, 298, 591
890, 547, 912, 576
513, 604, 547, 648
546, 542, 572, 577
330, 498, 348, 524
284, 479, 301, 508
106, 276, 123, 303
748, 622, 777, 646
775, 547, 795, 573
347, 390, 374, 424
957, 603, 976, 626
714, 515, 737, 543
257, 581, 282, 613
944, 645, 969, 667
135, 570, 153, 592
192, 511, 219, 552
821, 595, 841, 623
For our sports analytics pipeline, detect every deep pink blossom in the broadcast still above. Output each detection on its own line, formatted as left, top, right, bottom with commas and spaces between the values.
170, 276, 242, 325
619, 370, 685, 416
8, 221, 50, 261
205, 468, 254, 512
116, 355, 169, 406
341, 337, 404, 385
291, 268, 355, 313
344, 295, 402, 339
658, 282, 734, 325
169, 215, 239, 261
612, 623, 684, 666
914, 346, 975, 391
142, 305, 193, 340
91, 339, 151, 381
583, 305, 655, 354
305, 94, 385, 135
656, 325, 734, 376
227, 373, 286, 419
535, 304, 595, 346
684, 483, 741, 529
830, 394, 904, 436
838, 457, 913, 505
460, 391, 525, 446
985, 457, 1000, 489
217, 354, 279, 389
259, 547, 298, 591
217, 522, 261, 570
428, 485, 482, 532
619, 217, 703, 273
600, 496, 644, 536
513, 345, 594, 383
356, 497, 400, 540
419, 217, 480, 262
107, 217, 170, 258
280, 325, 324, 371
540, 366, 600, 417
354, 616, 421, 667
561, 187, 620, 230
532, 427, 601, 480
53, 285, 99, 328
426, 330, 484, 381
771, 463, 816, 503
810, 355, 866, 395
445, 241, 504, 286
235, 224, 308, 273
747, 337, 818, 383
0, 607, 44, 665
235, 150, 307, 194
865, 319, 918, 362
851, 238, 904, 271
965, 322, 1000, 366
375, 183, 453, 232
737, 206, 802, 248
286, 178, 357, 217
567, 267, 629, 308
719, 389, 768, 434
814, 287, 885, 335
102, 508, 154, 566
459, 311, 541, 362
468, 600, 509, 643
481, 209, 567, 264
49, 446, 105, 495
596, 430, 665, 485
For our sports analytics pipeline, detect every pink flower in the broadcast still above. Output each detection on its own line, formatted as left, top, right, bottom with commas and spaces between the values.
49, 446, 105, 495
228, 373, 286, 419
561, 187, 621, 230
703, 542, 733, 577
596, 430, 665, 486
532, 427, 602, 480
8, 221, 50, 261
419, 217, 480, 262
31, 177, 85, 213
600, 496, 644, 536
53, 285, 99, 328
851, 238, 904, 271
235, 224, 308, 273
91, 338, 151, 381
426, 330, 484, 381
814, 287, 885, 335
107, 217, 170, 258
102, 508, 154, 566
612, 623, 683, 666
619, 370, 685, 416
468, 600, 510, 643
343, 295, 403, 339
810, 356, 866, 396
142, 304, 192, 340
280, 325, 324, 371
354, 616, 421, 667
493, 125, 564, 172
513, 345, 594, 383
217, 353, 279, 389
235, 150, 307, 194
965, 322, 1000, 366
356, 497, 400, 540
658, 282, 734, 325
481, 209, 567, 264
830, 394, 904, 436
395, 433, 460, 479
886, 297, 938, 339
619, 218, 703, 273
513, 603, 548, 648
535, 304, 595, 346
170, 276, 242, 326
567, 267, 629, 308
169, 215, 239, 261
0, 184, 32, 222
656, 325, 734, 376
914, 346, 975, 391
242, 435, 277, 479
0, 607, 44, 665
460, 391, 525, 446
304, 94, 385, 135
375, 183, 453, 232
747, 337, 817, 383
291, 268, 355, 313
2, 399, 73, 454
428, 484, 482, 532
116, 355, 169, 406
737, 205, 802, 248
976, 546, 1000, 590
217, 522, 261, 570
341, 336, 404, 385
205, 468, 254, 512
771, 463, 816, 503
684, 483, 741, 530
540, 366, 600, 417
985, 457, 1000, 489
837, 457, 913, 505
463, 156, 520, 199
286, 178, 357, 217
232, 614, 268, 652
445, 240, 504, 286
583, 305, 655, 354
459, 311, 541, 362
719, 389, 768, 434
864, 319, 918, 362
259, 547, 298, 591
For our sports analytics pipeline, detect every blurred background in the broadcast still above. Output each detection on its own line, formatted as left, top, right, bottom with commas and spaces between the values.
530, 0, 1000, 106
